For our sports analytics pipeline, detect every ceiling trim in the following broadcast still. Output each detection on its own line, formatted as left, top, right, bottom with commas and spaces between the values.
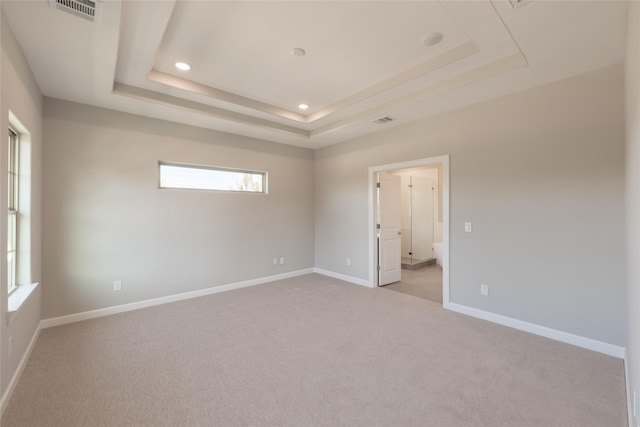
112, 82, 310, 138
108, 0, 535, 144
147, 69, 307, 122
147, 40, 479, 125
114, 51, 526, 140
305, 41, 479, 123
311, 52, 528, 137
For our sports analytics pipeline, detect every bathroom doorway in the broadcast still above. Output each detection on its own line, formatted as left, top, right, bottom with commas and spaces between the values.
369, 156, 450, 307
397, 170, 439, 269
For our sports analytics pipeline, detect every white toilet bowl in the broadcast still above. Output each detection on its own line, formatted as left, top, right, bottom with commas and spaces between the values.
432, 242, 443, 266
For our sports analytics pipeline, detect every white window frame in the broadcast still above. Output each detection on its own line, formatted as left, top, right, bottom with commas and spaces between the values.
8, 128, 19, 295
158, 161, 268, 194
6, 112, 38, 319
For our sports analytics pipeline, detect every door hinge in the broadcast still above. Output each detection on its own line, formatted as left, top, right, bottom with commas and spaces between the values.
376, 224, 381, 229
377, 265, 381, 271
376, 182, 380, 188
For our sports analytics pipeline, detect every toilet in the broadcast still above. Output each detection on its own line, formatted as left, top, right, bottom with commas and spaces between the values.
432, 242, 443, 266
432, 222, 443, 266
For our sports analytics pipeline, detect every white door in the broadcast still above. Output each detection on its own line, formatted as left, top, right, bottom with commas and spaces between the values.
378, 172, 402, 285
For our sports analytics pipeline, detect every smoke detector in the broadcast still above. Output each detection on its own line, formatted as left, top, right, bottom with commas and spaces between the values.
373, 116, 396, 125
50, 0, 99, 22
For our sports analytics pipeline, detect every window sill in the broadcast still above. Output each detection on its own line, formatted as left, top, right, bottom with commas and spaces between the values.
7, 282, 39, 325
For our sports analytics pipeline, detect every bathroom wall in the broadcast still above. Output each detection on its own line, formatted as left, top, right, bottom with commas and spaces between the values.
400, 175, 412, 258
408, 176, 434, 260
395, 168, 440, 261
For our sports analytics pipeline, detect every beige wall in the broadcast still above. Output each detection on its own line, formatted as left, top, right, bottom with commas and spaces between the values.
0, 12, 43, 397
315, 64, 626, 346
626, 2, 640, 425
42, 99, 315, 319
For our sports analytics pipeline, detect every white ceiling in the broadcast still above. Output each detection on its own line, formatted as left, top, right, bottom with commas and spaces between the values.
1, 0, 628, 149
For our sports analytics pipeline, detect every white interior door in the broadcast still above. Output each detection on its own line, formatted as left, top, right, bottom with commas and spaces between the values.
378, 172, 402, 285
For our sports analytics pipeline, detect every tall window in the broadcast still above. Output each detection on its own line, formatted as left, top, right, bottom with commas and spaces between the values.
7, 128, 18, 294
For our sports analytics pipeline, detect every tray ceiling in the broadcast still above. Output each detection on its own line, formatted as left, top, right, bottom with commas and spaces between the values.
1, 1, 628, 149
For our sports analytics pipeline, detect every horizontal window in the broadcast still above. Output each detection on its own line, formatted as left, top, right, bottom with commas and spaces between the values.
159, 162, 267, 193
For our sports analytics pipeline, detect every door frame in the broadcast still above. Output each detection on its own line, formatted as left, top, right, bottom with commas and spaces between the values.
368, 155, 450, 308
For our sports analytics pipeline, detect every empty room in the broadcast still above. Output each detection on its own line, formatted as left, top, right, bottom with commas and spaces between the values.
0, 0, 639, 426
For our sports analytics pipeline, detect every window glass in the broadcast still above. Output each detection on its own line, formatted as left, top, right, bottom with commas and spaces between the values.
8, 129, 18, 294
159, 162, 266, 193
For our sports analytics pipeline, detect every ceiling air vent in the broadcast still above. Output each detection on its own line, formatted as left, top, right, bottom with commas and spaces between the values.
510, 0, 531, 9
52, 0, 97, 22
373, 116, 396, 125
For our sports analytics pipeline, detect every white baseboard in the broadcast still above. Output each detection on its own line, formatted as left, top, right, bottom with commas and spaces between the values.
0, 321, 41, 416
314, 268, 372, 288
314, 271, 626, 360
42, 268, 315, 329
448, 302, 625, 359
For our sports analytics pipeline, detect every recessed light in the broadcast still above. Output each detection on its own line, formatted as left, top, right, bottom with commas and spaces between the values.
298, 104, 309, 110
175, 62, 191, 71
291, 48, 306, 57
422, 32, 444, 47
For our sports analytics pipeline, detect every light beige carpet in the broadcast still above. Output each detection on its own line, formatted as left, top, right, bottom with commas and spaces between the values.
2, 274, 626, 426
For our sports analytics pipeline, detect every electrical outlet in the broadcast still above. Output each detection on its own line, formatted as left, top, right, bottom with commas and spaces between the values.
273, 258, 278, 265
279, 257, 285, 265
346, 258, 351, 266
480, 284, 489, 296
113, 280, 122, 291
465, 222, 472, 233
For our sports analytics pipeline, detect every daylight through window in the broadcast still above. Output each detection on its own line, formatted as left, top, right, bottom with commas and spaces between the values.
159, 162, 267, 193
8, 128, 18, 294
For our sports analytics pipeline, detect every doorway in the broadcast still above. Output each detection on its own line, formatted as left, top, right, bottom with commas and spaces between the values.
368, 155, 450, 308
398, 171, 437, 269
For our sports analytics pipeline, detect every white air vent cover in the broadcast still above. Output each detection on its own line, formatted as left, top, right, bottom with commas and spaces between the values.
510, 0, 531, 9
373, 116, 396, 125
52, 0, 97, 22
